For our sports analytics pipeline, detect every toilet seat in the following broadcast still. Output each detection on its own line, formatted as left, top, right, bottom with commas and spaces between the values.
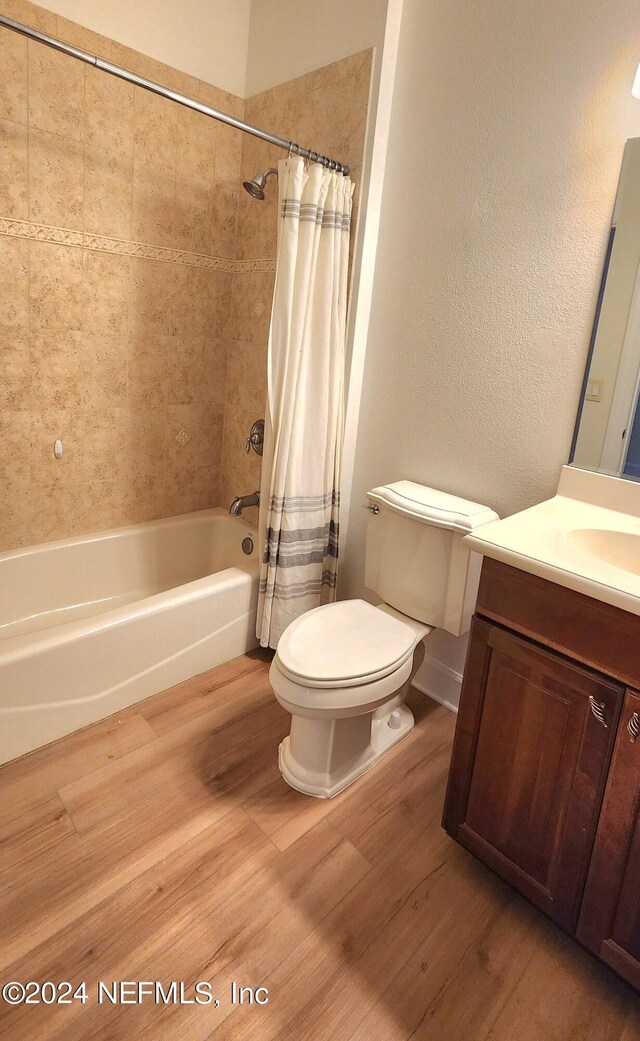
275, 599, 418, 688
270, 653, 414, 717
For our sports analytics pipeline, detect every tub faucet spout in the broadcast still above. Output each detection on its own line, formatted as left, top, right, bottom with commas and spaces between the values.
229, 491, 260, 516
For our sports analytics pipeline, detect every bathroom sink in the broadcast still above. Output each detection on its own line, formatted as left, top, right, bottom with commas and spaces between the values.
568, 528, 640, 576
462, 466, 640, 618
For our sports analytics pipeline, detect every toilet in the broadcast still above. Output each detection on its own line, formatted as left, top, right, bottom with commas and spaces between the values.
269, 481, 499, 798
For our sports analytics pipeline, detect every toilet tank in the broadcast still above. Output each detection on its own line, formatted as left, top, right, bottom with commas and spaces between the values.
364, 481, 499, 637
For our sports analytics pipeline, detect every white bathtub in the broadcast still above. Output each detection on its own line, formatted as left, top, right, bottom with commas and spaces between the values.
0, 509, 259, 765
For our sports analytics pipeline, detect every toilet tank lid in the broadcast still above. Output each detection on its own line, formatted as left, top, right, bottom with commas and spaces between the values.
367, 481, 499, 533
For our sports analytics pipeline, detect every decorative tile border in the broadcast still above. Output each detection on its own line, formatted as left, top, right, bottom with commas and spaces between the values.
234, 259, 277, 273
2, 219, 85, 248
0, 218, 276, 273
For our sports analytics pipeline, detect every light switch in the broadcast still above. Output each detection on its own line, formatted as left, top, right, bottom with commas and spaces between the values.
586, 379, 603, 402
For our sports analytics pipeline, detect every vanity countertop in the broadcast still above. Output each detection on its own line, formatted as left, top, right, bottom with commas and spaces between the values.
463, 465, 640, 617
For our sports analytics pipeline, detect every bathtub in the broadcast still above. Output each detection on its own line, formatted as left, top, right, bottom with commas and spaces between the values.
0, 509, 259, 765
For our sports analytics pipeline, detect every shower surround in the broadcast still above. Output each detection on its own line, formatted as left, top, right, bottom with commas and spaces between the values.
0, 0, 372, 551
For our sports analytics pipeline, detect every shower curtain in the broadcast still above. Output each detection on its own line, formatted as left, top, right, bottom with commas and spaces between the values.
256, 156, 354, 648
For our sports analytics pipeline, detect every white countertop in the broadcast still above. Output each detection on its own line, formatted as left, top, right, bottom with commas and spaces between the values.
463, 466, 640, 617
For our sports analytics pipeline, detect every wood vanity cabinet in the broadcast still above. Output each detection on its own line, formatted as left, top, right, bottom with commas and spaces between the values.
443, 558, 640, 988
577, 688, 640, 988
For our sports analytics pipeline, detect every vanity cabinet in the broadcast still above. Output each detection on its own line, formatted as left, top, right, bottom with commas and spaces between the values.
443, 558, 640, 987
443, 617, 622, 931
577, 689, 640, 988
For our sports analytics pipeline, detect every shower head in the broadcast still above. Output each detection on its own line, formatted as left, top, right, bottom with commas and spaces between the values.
243, 167, 277, 200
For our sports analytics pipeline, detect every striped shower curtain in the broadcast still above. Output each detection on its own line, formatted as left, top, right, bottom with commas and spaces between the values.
256, 156, 354, 648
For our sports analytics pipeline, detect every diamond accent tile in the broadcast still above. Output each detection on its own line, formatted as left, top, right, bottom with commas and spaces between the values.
175, 428, 191, 447
253, 299, 266, 318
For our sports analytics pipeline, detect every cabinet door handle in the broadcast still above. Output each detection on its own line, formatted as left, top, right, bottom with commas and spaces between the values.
589, 696, 608, 728
628, 712, 640, 743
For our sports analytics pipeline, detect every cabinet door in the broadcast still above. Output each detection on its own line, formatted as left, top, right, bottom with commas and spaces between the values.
577, 689, 640, 988
443, 618, 622, 932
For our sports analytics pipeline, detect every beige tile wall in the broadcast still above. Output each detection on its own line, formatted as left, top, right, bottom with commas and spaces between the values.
0, 0, 372, 550
220, 50, 373, 526
0, 0, 243, 550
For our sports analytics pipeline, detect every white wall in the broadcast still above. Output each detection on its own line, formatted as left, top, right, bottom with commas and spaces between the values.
33, 0, 388, 98
246, 0, 388, 95
35, 0, 251, 95
340, 0, 640, 705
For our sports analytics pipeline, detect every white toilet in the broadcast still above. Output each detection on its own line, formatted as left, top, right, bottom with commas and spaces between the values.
269, 481, 499, 798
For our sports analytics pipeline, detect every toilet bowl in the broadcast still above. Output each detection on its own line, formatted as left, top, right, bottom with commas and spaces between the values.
269, 481, 499, 799
270, 599, 430, 797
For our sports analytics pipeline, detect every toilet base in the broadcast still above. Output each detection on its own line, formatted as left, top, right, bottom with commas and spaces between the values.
278, 701, 415, 799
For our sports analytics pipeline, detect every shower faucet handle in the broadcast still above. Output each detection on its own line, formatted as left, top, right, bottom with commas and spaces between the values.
245, 419, 265, 456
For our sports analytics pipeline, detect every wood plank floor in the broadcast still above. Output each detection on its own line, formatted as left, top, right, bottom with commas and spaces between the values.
1, 649, 639, 1041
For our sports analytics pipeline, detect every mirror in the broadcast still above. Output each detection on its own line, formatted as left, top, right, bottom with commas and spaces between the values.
571, 137, 640, 481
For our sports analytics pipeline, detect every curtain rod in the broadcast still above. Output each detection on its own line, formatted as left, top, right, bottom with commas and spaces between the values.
0, 13, 350, 175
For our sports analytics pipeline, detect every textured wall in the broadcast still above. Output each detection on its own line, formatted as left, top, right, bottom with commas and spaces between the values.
0, 0, 243, 550
219, 50, 373, 525
340, 0, 640, 690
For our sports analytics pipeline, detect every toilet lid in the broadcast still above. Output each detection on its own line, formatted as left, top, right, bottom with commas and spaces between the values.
276, 600, 417, 688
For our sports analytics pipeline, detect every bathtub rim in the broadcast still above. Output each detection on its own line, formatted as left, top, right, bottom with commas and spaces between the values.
0, 508, 259, 663
0, 505, 256, 564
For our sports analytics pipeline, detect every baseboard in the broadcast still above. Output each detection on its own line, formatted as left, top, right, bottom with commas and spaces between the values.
413, 655, 462, 714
